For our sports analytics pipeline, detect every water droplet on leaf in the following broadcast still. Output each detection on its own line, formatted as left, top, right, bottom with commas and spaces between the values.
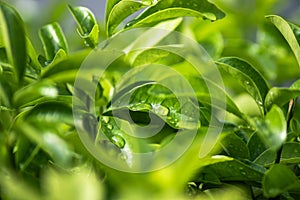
151, 104, 169, 116
111, 135, 126, 148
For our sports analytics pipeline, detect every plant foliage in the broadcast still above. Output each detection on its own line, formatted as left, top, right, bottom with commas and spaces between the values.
0, 0, 300, 199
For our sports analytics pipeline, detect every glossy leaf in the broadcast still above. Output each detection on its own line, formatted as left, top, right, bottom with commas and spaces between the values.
253, 148, 276, 166
127, 0, 225, 29
106, 82, 199, 129
111, 64, 244, 120
264, 80, 300, 110
253, 105, 287, 150
254, 142, 300, 166
68, 5, 99, 48
188, 76, 245, 120
105, 0, 122, 23
22, 102, 73, 125
281, 142, 300, 164
263, 164, 300, 198
247, 132, 268, 161
97, 115, 157, 169
199, 156, 265, 182
266, 15, 300, 67
39, 22, 68, 62
41, 50, 89, 82
131, 46, 183, 67
13, 80, 58, 108
16, 122, 73, 168
216, 57, 269, 114
219, 132, 250, 159
125, 18, 183, 65
26, 37, 41, 74
0, 2, 27, 83
106, 0, 149, 36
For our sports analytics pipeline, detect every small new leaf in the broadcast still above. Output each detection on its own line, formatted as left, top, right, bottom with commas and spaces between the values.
68, 5, 99, 48
39, 22, 68, 63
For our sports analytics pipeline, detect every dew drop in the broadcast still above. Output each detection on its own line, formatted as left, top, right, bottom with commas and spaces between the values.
125, 19, 138, 28
111, 135, 126, 148
151, 104, 169, 116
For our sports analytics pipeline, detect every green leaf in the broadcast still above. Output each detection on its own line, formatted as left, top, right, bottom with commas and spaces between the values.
188, 76, 245, 120
105, 0, 122, 23
13, 80, 58, 108
22, 102, 73, 125
41, 50, 89, 82
131, 46, 183, 67
264, 80, 300, 110
26, 37, 41, 74
0, 2, 27, 83
124, 19, 183, 64
111, 63, 244, 120
289, 22, 300, 45
14, 136, 41, 171
266, 15, 300, 68
253, 105, 287, 150
96, 115, 158, 170
263, 164, 300, 198
216, 57, 269, 114
199, 156, 265, 182
68, 5, 99, 48
247, 132, 268, 161
106, 0, 149, 36
281, 142, 300, 164
39, 22, 68, 62
219, 132, 250, 159
253, 148, 276, 166
126, 0, 225, 30
16, 122, 73, 168
253, 142, 300, 167
106, 82, 199, 129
